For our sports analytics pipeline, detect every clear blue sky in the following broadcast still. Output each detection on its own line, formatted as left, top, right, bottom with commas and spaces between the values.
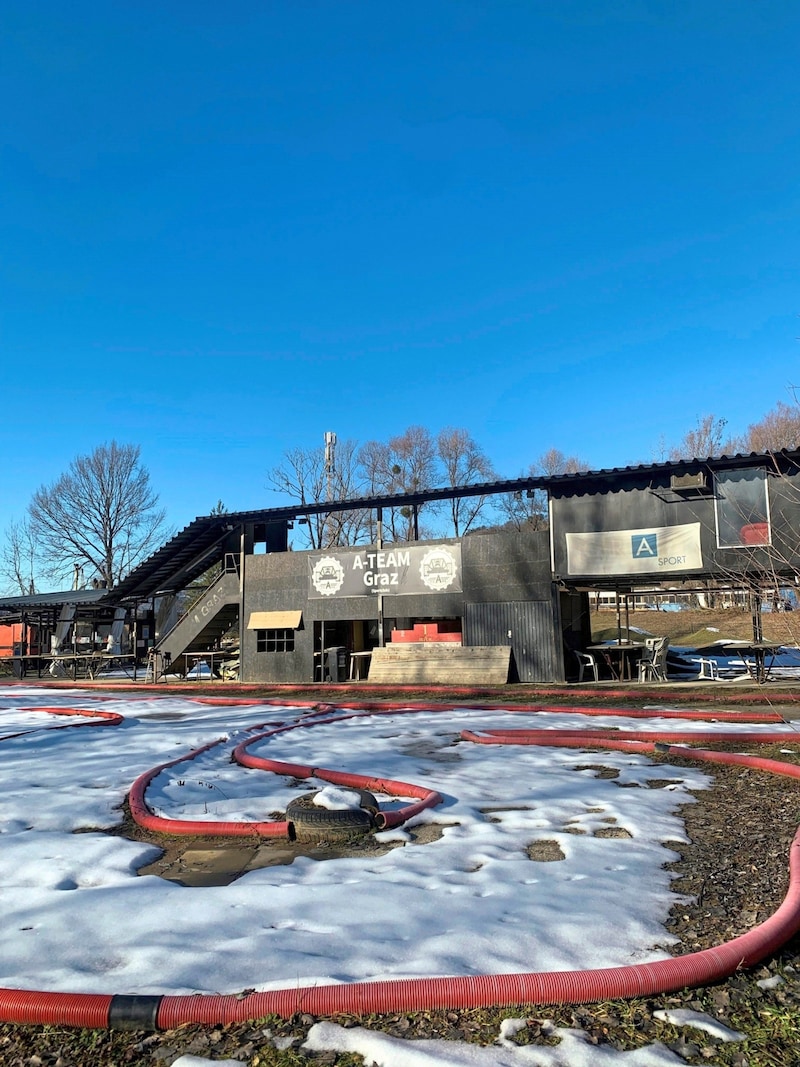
2, 1, 799, 538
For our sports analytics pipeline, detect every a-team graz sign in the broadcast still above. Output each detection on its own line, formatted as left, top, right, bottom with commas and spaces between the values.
308, 543, 462, 599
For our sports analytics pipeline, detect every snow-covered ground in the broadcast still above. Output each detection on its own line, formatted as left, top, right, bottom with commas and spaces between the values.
1, 687, 791, 1066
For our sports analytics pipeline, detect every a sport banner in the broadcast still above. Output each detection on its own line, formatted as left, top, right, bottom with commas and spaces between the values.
565, 523, 702, 576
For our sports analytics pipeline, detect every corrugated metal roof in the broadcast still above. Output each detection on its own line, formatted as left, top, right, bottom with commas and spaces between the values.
110, 517, 236, 601
537, 447, 800, 486
102, 446, 800, 603
0, 589, 109, 612
9, 447, 799, 609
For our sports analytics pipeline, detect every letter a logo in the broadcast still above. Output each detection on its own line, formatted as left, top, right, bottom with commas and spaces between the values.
632, 533, 657, 558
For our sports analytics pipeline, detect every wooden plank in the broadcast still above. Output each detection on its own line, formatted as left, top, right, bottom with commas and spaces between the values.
368, 644, 511, 686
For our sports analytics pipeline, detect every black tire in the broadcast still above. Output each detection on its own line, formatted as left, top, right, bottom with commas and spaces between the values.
353, 788, 380, 815
286, 789, 378, 833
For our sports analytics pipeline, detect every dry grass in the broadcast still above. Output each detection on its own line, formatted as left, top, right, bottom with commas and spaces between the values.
593, 606, 800, 648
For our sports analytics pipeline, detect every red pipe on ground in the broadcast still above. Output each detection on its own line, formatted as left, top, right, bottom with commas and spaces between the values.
3, 702, 800, 1029
232, 741, 443, 829
4, 821, 797, 1027
0, 706, 123, 741
156, 828, 800, 1024
150, 731, 800, 1024
323, 701, 785, 723
23, 707, 123, 724
7, 674, 800, 707
128, 737, 291, 838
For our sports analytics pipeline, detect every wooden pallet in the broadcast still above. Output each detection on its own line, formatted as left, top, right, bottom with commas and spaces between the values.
368, 644, 511, 686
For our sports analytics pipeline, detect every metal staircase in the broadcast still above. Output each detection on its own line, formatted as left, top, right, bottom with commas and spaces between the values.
155, 563, 240, 671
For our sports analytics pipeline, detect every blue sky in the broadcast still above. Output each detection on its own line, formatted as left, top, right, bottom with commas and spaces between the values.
2, 1, 799, 539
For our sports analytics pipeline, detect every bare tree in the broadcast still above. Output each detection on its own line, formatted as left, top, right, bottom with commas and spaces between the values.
27, 442, 168, 589
268, 445, 328, 549
743, 401, 800, 453
267, 439, 369, 549
668, 415, 741, 460
437, 427, 497, 535
0, 518, 38, 595
359, 426, 439, 541
498, 449, 587, 531
270, 425, 502, 545
318, 438, 372, 547
536, 448, 585, 477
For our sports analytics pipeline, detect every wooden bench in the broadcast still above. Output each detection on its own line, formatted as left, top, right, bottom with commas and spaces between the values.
368, 644, 511, 686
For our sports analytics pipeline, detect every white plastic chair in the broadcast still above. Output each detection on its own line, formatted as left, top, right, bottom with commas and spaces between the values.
638, 637, 669, 682
698, 657, 719, 680
574, 650, 599, 682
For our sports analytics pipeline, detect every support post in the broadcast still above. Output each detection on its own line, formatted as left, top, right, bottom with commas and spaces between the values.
376, 507, 384, 647
751, 585, 763, 643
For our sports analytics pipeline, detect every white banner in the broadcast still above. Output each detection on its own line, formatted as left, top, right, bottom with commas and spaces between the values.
565, 523, 703, 576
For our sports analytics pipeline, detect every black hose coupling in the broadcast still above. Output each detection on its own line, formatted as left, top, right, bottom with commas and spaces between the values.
108, 994, 164, 1030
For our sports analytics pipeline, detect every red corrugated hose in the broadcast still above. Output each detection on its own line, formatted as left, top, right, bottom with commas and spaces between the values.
2, 700, 800, 1030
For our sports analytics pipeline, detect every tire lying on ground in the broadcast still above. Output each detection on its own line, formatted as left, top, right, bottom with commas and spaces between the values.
286, 789, 379, 838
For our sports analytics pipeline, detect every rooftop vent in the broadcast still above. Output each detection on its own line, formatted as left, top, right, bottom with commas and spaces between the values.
670, 472, 707, 492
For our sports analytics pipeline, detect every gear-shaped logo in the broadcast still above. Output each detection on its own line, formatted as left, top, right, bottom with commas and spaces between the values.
419, 547, 457, 591
311, 555, 345, 596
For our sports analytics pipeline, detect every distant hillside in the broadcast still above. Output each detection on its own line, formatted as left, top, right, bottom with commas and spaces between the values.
592, 607, 800, 648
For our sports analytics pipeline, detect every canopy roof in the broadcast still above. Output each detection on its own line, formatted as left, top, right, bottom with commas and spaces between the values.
2, 448, 797, 613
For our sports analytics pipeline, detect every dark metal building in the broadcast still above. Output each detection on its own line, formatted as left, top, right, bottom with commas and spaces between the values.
241, 526, 556, 684
3, 448, 799, 684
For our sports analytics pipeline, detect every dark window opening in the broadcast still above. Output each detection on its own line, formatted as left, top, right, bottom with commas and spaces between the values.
255, 628, 295, 653
715, 469, 771, 548
253, 523, 268, 555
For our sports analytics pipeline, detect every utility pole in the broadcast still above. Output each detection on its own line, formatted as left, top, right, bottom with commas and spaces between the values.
319, 431, 337, 678
323, 431, 336, 547
324, 431, 336, 499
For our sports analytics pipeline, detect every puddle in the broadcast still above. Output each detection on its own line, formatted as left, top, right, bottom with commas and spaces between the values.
138, 840, 381, 886
138, 838, 395, 887
399, 739, 462, 763
137, 822, 447, 887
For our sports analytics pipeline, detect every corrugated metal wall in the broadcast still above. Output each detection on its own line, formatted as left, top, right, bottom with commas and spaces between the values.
464, 601, 559, 683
